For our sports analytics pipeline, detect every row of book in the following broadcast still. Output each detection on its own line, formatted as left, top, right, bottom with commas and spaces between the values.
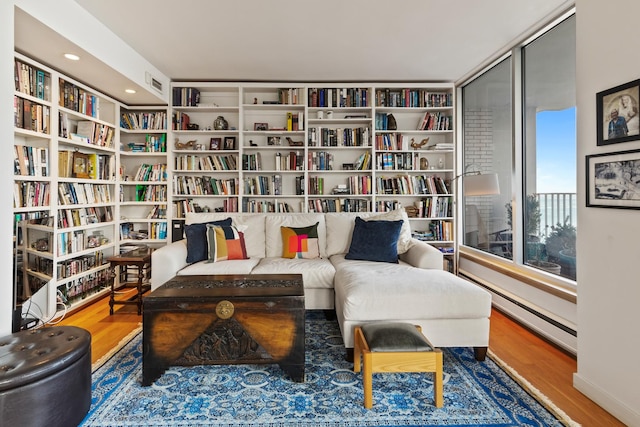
173, 176, 238, 196
124, 134, 167, 153
243, 175, 281, 196
15, 59, 51, 101
286, 112, 304, 131
14, 96, 50, 134
58, 182, 113, 205
58, 151, 115, 180
308, 198, 370, 213
307, 176, 324, 195
56, 252, 106, 280
120, 111, 167, 130
57, 268, 109, 305
132, 184, 167, 202
27, 254, 53, 276
175, 154, 237, 171
14, 181, 50, 208
417, 112, 453, 131
146, 205, 167, 219
348, 175, 372, 195
242, 200, 294, 213
14, 145, 49, 177
172, 198, 239, 219
375, 133, 437, 151
66, 119, 116, 148
308, 151, 334, 171
57, 229, 89, 256
275, 88, 302, 105
375, 89, 452, 108
273, 151, 304, 171
120, 222, 167, 240
58, 206, 113, 229
59, 79, 100, 118
131, 163, 167, 182
307, 88, 369, 108
376, 152, 419, 171
413, 197, 453, 218
308, 127, 371, 147
376, 174, 450, 195
172, 87, 200, 107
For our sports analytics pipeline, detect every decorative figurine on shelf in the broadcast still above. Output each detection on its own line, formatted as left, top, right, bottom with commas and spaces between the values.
175, 138, 196, 149
286, 137, 304, 146
249, 140, 258, 146
253, 97, 258, 104
410, 137, 430, 150
420, 157, 429, 170
214, 116, 229, 130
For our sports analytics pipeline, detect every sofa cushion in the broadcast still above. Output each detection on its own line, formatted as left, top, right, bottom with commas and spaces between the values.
177, 258, 260, 276
333, 255, 492, 320
265, 214, 327, 258
345, 217, 403, 263
205, 224, 248, 262
252, 257, 335, 289
325, 210, 412, 256
184, 217, 232, 263
281, 222, 320, 259
186, 213, 266, 258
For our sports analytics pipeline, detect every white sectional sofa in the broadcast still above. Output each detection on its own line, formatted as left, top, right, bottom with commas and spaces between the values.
151, 211, 492, 360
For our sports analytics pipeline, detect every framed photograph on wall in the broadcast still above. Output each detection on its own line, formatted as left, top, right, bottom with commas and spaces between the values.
254, 123, 268, 131
586, 148, 640, 209
209, 137, 222, 150
596, 79, 640, 146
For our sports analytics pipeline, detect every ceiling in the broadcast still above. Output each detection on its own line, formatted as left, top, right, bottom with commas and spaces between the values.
15, 0, 572, 105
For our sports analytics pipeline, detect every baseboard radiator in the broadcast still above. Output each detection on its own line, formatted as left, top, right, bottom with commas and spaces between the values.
458, 270, 577, 355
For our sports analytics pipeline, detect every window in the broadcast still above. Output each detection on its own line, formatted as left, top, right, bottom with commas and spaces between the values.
461, 15, 576, 282
462, 58, 512, 259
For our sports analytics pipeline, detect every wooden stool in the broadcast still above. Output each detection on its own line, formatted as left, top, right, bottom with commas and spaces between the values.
353, 322, 443, 409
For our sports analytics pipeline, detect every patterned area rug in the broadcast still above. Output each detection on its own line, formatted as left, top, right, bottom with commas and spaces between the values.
81, 312, 577, 427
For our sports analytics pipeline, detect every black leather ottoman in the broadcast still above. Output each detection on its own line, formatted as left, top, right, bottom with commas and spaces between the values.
0, 326, 92, 427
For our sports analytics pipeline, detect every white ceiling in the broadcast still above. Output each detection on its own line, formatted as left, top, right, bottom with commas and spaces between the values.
15, 0, 572, 105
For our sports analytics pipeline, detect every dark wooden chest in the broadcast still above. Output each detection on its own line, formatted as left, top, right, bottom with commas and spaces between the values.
142, 274, 305, 386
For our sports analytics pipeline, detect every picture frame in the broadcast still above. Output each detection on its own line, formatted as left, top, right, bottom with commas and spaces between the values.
586, 148, 640, 209
223, 136, 236, 150
267, 136, 281, 146
596, 79, 640, 146
209, 137, 222, 150
72, 152, 90, 178
254, 122, 268, 131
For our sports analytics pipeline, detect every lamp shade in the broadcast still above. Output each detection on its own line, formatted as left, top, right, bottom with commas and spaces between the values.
464, 173, 500, 196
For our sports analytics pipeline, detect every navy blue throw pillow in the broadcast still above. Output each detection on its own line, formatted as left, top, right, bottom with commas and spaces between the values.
345, 217, 403, 263
184, 217, 232, 263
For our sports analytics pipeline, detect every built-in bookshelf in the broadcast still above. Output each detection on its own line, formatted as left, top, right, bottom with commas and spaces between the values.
168, 82, 456, 263
13, 53, 119, 317
118, 107, 169, 246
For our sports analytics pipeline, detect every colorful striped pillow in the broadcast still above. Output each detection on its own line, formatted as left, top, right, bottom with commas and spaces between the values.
205, 224, 248, 263
281, 222, 320, 259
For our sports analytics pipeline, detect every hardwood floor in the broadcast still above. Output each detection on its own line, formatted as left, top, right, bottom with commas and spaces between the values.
57, 297, 623, 427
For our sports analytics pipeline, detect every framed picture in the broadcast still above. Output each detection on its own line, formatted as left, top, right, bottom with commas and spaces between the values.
596, 79, 640, 146
267, 136, 281, 146
209, 137, 222, 150
72, 152, 90, 178
254, 122, 268, 131
223, 136, 236, 150
586, 148, 640, 209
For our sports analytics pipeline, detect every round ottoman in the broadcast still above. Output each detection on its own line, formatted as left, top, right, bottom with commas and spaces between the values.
0, 326, 92, 427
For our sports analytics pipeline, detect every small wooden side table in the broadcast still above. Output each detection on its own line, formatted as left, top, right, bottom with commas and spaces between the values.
106, 247, 152, 315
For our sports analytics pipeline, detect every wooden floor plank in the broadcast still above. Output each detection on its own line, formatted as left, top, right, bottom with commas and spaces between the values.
57, 297, 623, 426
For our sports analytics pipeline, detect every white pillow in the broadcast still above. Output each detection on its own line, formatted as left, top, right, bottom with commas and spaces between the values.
364, 209, 412, 254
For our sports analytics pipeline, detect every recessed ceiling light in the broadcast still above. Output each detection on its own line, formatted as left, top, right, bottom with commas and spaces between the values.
125, 89, 137, 94
64, 53, 80, 61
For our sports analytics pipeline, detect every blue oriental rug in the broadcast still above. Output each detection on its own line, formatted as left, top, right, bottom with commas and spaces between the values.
81, 312, 578, 427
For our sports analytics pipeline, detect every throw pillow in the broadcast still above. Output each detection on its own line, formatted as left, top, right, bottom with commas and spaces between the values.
281, 222, 320, 259
365, 209, 412, 254
205, 224, 248, 263
345, 217, 403, 263
184, 217, 232, 263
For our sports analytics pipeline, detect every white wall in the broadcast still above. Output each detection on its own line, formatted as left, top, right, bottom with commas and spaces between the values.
0, 2, 16, 336
574, 1, 640, 425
